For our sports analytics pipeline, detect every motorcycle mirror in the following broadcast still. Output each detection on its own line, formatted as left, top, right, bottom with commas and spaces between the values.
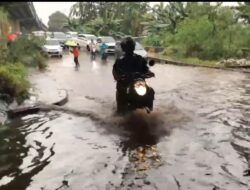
149, 60, 155, 66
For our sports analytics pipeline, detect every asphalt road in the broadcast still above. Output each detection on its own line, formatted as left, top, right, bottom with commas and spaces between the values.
0, 49, 249, 190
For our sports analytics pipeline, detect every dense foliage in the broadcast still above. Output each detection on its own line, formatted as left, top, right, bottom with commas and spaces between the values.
143, 2, 250, 60
64, 2, 250, 60
0, 6, 47, 104
0, 63, 30, 104
7, 36, 48, 70
68, 2, 151, 36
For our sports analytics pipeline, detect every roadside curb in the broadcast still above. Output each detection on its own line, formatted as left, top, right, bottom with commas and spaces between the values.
7, 89, 69, 118
52, 89, 69, 106
147, 54, 250, 73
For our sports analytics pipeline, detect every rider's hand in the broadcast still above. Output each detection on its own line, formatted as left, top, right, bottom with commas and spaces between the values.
146, 72, 155, 78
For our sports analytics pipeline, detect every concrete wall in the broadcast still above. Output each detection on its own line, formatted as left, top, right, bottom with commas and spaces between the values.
9, 19, 20, 33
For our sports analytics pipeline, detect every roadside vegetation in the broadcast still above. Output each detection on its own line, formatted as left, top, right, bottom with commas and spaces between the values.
0, 7, 47, 104
143, 2, 250, 64
59, 2, 250, 65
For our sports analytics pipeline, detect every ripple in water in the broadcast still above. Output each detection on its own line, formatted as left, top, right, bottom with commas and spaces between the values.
0, 112, 59, 190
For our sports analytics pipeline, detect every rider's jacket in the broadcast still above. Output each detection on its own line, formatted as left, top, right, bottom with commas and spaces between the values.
112, 53, 150, 90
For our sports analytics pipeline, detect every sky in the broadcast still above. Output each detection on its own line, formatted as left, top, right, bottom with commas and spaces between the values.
33, 2, 240, 27
33, 2, 75, 26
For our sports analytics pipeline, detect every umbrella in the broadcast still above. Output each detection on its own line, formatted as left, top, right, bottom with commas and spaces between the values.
64, 40, 77, 47
7, 33, 17, 41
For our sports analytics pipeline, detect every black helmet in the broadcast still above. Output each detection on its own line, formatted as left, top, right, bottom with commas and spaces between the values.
120, 37, 135, 54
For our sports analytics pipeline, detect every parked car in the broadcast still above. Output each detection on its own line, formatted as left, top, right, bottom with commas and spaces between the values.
42, 38, 63, 58
66, 31, 78, 40
45, 32, 53, 38
96, 36, 116, 54
115, 41, 148, 58
51, 32, 68, 48
77, 34, 97, 50
32, 31, 46, 38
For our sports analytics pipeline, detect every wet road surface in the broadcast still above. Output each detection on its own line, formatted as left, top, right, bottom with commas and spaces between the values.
0, 51, 250, 190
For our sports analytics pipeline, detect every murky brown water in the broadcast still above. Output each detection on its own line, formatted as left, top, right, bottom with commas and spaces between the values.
0, 52, 250, 190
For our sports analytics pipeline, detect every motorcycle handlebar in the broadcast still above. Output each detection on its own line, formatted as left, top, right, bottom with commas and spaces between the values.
120, 72, 155, 80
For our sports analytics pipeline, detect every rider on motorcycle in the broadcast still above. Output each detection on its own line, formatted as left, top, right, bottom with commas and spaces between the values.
90, 39, 97, 59
100, 42, 108, 61
112, 37, 155, 114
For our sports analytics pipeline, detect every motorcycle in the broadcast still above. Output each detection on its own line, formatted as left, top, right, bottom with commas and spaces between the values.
91, 47, 96, 60
101, 51, 107, 62
118, 60, 155, 114
100, 43, 108, 62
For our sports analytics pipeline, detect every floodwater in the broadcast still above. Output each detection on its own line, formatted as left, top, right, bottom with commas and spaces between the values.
0, 52, 249, 190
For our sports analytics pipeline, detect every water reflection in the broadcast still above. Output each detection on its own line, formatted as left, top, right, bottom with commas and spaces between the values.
0, 64, 250, 189
109, 110, 174, 189
230, 76, 250, 178
0, 112, 59, 189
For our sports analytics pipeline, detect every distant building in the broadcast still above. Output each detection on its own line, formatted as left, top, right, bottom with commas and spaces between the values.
0, 2, 47, 37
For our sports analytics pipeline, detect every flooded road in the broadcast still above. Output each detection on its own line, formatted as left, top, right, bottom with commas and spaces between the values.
0, 51, 250, 190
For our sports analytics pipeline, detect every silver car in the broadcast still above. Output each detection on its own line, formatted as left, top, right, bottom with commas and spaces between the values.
42, 38, 63, 58
51, 32, 68, 47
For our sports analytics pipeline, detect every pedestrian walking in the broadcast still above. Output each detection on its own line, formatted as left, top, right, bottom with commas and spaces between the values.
70, 45, 80, 68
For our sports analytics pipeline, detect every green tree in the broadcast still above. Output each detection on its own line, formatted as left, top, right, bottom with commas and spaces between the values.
84, 13, 122, 36
145, 2, 250, 60
235, 2, 250, 24
69, 2, 98, 24
48, 11, 68, 32
63, 18, 85, 33
120, 2, 150, 36
69, 2, 152, 36
150, 2, 188, 34
145, 2, 171, 35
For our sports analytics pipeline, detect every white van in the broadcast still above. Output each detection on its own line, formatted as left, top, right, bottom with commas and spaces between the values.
77, 34, 97, 50
96, 36, 116, 54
